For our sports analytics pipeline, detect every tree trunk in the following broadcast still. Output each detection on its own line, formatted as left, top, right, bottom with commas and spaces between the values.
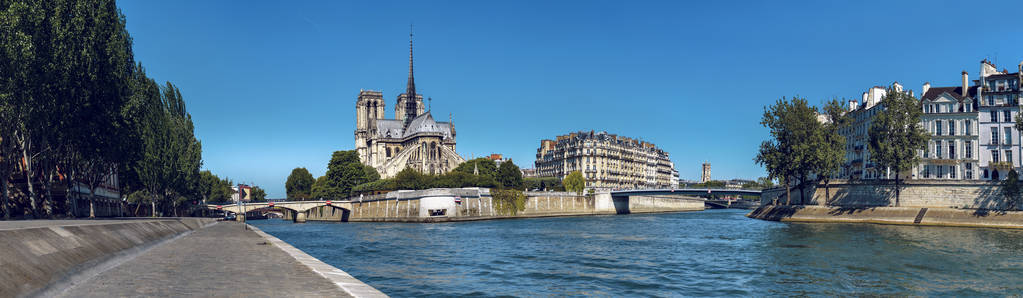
21, 147, 38, 218
89, 186, 97, 218
785, 183, 791, 205
151, 200, 156, 217
2, 177, 9, 220
824, 179, 830, 206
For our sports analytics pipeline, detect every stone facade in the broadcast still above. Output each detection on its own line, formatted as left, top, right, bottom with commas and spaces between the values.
976, 59, 1023, 180
300, 188, 703, 222
353, 35, 464, 178
700, 162, 711, 183
916, 82, 980, 180
534, 130, 679, 191
837, 85, 891, 179
760, 180, 1007, 210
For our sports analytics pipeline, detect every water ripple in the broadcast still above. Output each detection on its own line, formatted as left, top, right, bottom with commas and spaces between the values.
254, 209, 1023, 297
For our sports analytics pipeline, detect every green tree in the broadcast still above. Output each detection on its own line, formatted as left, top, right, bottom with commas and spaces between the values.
815, 98, 849, 205
564, 171, 585, 194
868, 88, 928, 207
453, 158, 498, 178
250, 186, 267, 202
285, 167, 315, 200
755, 96, 820, 205
320, 150, 379, 198
1016, 112, 1023, 168
310, 176, 328, 199
497, 160, 523, 189
1001, 169, 1021, 210
524, 177, 564, 191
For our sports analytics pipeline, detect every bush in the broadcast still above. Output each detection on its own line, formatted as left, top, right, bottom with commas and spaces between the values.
524, 177, 564, 191
491, 189, 526, 215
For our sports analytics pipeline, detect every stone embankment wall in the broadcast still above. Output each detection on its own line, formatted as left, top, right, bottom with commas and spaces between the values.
300, 188, 704, 222
0, 218, 217, 297
748, 205, 1023, 229
760, 180, 1007, 209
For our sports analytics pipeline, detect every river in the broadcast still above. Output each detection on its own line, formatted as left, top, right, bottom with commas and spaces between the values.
251, 209, 1023, 296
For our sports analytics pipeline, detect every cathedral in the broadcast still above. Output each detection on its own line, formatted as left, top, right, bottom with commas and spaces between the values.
354, 33, 464, 178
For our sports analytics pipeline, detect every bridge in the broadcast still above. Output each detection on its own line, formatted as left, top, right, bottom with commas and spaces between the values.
206, 200, 353, 223
610, 188, 762, 208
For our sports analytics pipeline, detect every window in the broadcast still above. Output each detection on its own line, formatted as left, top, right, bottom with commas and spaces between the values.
965, 102, 972, 112
1007, 150, 1013, 165
950, 165, 957, 179
936, 121, 942, 136
984, 169, 990, 178
993, 130, 1000, 145
966, 140, 973, 158
993, 150, 1001, 163
949, 142, 955, 159
936, 141, 943, 159
937, 165, 944, 178
923, 165, 930, 178
966, 163, 973, 179
965, 120, 972, 135
1006, 110, 1013, 123
1007, 127, 1013, 145
949, 120, 956, 136
988, 95, 995, 106
991, 111, 998, 122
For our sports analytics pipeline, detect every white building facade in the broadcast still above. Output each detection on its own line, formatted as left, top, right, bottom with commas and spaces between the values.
838, 85, 889, 180
976, 60, 1023, 180
915, 83, 979, 180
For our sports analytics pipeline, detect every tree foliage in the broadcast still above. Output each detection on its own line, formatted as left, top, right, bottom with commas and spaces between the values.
564, 171, 585, 194
1001, 169, 1021, 210
199, 170, 234, 203
755, 96, 832, 205
868, 88, 928, 206
0, 0, 206, 218
453, 158, 498, 179
524, 177, 564, 191
497, 160, 523, 189
285, 167, 314, 200
249, 186, 267, 202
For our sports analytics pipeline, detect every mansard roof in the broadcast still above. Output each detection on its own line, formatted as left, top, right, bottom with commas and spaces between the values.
920, 86, 977, 102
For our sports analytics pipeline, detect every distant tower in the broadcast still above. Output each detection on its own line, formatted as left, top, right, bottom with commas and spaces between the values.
700, 162, 711, 183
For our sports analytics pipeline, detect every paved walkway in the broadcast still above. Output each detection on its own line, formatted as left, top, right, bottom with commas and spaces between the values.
55, 221, 352, 297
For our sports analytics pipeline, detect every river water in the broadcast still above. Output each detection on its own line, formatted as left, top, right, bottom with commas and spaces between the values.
251, 209, 1023, 296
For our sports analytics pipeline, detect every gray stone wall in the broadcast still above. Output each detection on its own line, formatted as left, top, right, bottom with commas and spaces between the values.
302, 188, 703, 222
761, 180, 1008, 209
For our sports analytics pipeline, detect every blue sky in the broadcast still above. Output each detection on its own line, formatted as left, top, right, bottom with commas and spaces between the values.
117, 0, 1023, 198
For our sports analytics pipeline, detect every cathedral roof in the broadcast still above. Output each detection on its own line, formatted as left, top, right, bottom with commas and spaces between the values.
375, 120, 405, 139
373, 112, 453, 140
403, 112, 453, 139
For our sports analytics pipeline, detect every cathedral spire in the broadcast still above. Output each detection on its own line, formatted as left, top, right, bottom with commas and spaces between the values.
403, 24, 418, 128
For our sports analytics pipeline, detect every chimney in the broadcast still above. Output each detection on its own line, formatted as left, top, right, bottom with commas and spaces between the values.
862, 92, 868, 106
922, 82, 930, 96
962, 71, 968, 96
